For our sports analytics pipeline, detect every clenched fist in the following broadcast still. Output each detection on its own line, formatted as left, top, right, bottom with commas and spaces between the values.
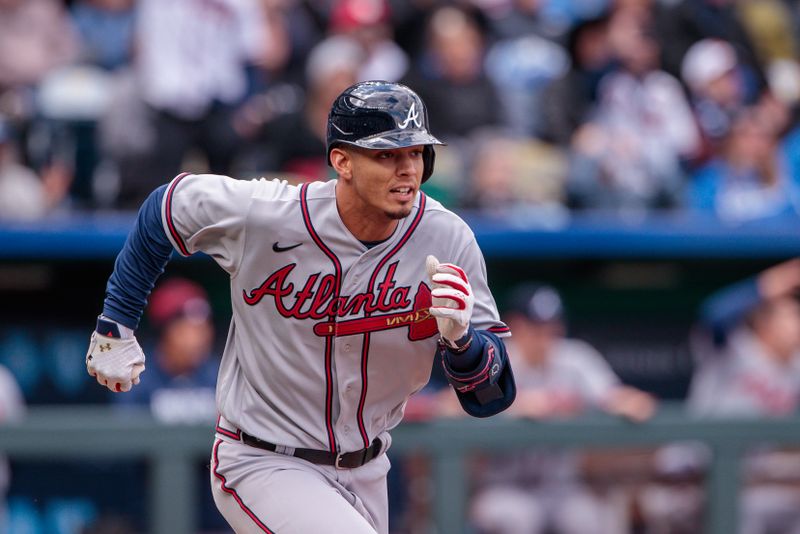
86, 317, 145, 392
425, 255, 474, 347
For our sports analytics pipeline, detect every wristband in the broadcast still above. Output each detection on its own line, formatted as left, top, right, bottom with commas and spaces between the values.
96, 316, 134, 339
442, 331, 473, 353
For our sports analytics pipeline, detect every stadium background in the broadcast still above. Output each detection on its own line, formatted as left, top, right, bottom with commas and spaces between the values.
2, 0, 800, 532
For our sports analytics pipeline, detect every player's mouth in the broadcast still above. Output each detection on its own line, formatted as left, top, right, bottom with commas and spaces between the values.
389, 186, 415, 202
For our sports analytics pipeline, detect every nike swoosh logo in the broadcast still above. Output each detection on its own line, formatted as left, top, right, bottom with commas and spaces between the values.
272, 242, 303, 253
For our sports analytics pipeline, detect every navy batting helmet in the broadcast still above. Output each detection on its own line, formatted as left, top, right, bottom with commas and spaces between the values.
326, 80, 445, 182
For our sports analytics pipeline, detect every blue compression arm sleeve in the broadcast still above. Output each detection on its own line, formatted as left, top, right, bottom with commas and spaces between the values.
442, 325, 484, 372
101, 185, 174, 329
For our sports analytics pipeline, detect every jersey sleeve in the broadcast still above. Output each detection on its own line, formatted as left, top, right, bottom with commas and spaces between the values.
0, 366, 25, 423
161, 173, 258, 274
569, 341, 622, 406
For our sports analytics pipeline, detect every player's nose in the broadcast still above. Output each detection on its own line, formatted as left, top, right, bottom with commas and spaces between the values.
395, 150, 419, 179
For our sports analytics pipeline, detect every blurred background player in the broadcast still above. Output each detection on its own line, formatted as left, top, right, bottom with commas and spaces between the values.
113, 277, 218, 424
0, 363, 25, 530
641, 259, 800, 534
469, 283, 656, 534
110, 277, 224, 531
693, 259, 800, 534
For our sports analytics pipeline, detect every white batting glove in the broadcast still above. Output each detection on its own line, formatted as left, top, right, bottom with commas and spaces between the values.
425, 255, 475, 347
86, 317, 145, 393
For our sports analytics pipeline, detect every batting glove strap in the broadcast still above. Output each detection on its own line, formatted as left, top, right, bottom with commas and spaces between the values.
96, 316, 134, 339
86, 329, 145, 393
441, 329, 474, 353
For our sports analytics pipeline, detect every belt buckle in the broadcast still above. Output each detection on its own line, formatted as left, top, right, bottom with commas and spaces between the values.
335, 452, 346, 470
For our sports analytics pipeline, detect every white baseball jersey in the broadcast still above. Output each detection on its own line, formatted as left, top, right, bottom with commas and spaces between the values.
0, 365, 25, 501
161, 173, 509, 454
510, 338, 621, 407
689, 327, 800, 417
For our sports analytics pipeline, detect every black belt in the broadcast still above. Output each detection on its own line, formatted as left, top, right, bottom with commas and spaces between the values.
240, 431, 382, 469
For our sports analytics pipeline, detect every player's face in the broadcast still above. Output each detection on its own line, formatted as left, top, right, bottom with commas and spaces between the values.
338, 145, 425, 221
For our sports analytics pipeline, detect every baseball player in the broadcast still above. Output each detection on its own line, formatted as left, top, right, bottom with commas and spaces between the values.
85, 81, 516, 533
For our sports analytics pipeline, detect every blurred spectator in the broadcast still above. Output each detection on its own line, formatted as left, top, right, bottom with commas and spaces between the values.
238, 35, 361, 180
255, 0, 325, 85
114, 277, 218, 424
479, 0, 577, 41
0, 364, 25, 530
70, 0, 135, 71
0, 0, 79, 120
34, 0, 133, 207
483, 9, 570, 137
402, 5, 503, 140
247, 0, 293, 81
328, 0, 408, 82
687, 105, 796, 224
735, 0, 800, 106
690, 259, 800, 416
681, 39, 748, 150
568, 11, 701, 211
654, 0, 767, 98
469, 283, 656, 534
462, 133, 568, 221
538, 14, 613, 146
0, 117, 70, 220
116, 0, 266, 206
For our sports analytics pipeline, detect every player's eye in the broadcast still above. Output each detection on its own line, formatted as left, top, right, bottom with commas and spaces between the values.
377, 151, 393, 159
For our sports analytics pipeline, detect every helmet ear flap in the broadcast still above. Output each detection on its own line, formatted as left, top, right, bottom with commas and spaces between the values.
422, 145, 436, 183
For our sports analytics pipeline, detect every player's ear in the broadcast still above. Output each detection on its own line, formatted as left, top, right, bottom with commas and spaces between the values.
330, 147, 353, 181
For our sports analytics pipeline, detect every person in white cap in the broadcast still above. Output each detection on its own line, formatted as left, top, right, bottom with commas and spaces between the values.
681, 38, 747, 145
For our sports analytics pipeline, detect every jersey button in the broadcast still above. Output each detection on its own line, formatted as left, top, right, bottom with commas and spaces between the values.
343, 425, 351, 433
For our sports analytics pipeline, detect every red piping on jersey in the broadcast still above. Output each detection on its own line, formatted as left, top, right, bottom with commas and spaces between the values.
212, 439, 275, 533
215, 416, 242, 440
165, 172, 192, 256
488, 325, 511, 334
356, 193, 428, 447
300, 183, 341, 455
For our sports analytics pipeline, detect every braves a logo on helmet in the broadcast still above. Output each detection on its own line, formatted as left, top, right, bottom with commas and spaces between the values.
242, 262, 437, 340
398, 102, 422, 130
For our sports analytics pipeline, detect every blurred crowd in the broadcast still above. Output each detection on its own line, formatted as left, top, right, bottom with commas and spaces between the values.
1, 0, 800, 223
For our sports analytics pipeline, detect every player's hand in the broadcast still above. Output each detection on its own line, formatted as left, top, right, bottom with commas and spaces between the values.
425, 255, 474, 346
85, 319, 145, 393
603, 386, 657, 423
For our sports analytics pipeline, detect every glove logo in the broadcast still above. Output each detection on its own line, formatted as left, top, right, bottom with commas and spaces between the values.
398, 103, 422, 129
99, 343, 112, 352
